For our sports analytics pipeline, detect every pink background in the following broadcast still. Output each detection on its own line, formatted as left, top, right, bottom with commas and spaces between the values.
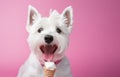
0, 0, 120, 77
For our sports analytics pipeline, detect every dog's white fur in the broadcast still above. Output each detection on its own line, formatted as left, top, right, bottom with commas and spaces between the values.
17, 5, 73, 77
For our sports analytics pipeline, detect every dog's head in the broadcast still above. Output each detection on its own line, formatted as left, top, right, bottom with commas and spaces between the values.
26, 5, 73, 62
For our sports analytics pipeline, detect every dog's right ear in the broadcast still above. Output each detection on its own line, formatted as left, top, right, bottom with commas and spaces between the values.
26, 5, 40, 32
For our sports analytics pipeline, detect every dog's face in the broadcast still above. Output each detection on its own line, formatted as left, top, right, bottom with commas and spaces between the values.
26, 5, 73, 62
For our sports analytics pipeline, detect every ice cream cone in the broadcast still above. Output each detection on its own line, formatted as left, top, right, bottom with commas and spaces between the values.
44, 67, 56, 77
44, 62, 56, 77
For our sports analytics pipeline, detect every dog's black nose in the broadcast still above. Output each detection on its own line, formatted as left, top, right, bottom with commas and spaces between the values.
44, 35, 53, 44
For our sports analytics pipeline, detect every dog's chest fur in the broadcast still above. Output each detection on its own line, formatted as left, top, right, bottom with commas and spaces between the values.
17, 53, 72, 77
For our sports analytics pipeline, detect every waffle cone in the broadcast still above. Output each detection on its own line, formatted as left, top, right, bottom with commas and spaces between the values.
44, 67, 56, 77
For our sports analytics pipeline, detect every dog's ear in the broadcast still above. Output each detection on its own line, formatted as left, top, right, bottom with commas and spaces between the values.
26, 5, 40, 32
62, 6, 73, 33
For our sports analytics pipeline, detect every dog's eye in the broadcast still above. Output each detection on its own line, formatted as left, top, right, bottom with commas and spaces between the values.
56, 28, 62, 34
38, 28, 43, 33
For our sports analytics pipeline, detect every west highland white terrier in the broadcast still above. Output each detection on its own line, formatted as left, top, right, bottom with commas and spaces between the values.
17, 5, 73, 77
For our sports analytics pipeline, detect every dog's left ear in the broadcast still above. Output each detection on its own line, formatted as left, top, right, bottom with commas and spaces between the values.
26, 5, 41, 33
62, 6, 73, 33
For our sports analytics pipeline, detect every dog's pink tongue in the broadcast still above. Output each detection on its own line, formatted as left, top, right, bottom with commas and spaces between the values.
43, 54, 54, 61
41, 45, 57, 61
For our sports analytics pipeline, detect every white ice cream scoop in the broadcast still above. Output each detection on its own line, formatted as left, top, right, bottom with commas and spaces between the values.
44, 62, 56, 70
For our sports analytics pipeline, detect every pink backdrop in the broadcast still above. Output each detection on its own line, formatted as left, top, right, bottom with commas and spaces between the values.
0, 0, 120, 77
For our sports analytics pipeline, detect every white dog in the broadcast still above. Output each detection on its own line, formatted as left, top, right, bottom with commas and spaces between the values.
17, 5, 73, 77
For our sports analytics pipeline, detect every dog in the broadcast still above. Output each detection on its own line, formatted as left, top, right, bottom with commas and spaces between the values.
17, 5, 73, 77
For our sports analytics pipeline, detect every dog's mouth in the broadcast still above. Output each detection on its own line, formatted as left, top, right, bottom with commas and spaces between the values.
40, 44, 58, 61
